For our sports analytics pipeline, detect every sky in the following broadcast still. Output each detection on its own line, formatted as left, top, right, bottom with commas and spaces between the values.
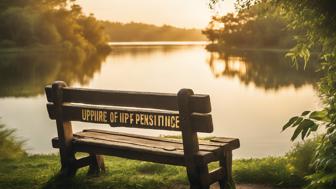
76, 0, 236, 29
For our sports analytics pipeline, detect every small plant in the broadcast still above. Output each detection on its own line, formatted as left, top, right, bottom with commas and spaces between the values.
0, 122, 26, 160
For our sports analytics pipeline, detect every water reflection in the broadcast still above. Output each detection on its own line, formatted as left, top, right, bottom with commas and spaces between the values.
110, 45, 193, 57
0, 47, 320, 98
0, 51, 109, 97
208, 51, 320, 91
0, 44, 321, 157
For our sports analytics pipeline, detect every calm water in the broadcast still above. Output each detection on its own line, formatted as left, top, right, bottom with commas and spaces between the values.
0, 43, 321, 158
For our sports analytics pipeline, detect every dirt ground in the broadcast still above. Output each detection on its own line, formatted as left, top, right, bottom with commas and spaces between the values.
236, 184, 287, 189
172, 184, 299, 189
220, 184, 298, 189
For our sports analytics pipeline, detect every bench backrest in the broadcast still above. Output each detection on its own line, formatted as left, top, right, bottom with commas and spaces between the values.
46, 83, 213, 133
45, 81, 213, 157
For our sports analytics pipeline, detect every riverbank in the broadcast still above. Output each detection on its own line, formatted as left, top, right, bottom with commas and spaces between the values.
0, 154, 305, 189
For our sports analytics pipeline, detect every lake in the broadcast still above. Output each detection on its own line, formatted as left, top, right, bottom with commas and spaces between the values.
0, 42, 321, 158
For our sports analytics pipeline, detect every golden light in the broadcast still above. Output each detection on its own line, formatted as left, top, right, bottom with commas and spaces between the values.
227, 57, 247, 74
213, 59, 226, 76
76, 0, 236, 28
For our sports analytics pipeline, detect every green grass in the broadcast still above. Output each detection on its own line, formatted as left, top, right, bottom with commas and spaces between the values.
0, 154, 306, 189
0, 123, 314, 189
0, 155, 188, 189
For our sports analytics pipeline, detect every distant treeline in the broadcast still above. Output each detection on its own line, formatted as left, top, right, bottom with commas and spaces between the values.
203, 2, 296, 49
0, 0, 110, 56
101, 22, 207, 42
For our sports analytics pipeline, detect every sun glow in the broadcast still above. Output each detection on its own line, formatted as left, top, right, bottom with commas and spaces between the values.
76, 0, 236, 28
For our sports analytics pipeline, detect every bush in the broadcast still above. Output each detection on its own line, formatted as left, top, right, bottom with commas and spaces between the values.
286, 137, 319, 177
0, 123, 26, 160
233, 138, 319, 187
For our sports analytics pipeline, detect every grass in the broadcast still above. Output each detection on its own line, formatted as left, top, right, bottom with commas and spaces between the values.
0, 155, 188, 189
0, 122, 316, 189
0, 153, 308, 189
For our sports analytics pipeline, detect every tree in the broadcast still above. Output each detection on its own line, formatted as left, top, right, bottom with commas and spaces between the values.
203, 2, 295, 49
0, 0, 110, 56
209, 0, 336, 188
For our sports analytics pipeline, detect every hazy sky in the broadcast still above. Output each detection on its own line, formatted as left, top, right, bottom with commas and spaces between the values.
76, 0, 235, 28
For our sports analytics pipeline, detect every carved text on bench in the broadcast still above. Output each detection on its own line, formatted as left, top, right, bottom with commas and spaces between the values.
81, 109, 180, 128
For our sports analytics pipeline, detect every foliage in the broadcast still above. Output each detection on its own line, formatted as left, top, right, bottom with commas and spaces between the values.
234, 138, 318, 187
0, 122, 26, 160
286, 138, 319, 178
0, 0, 110, 55
101, 22, 206, 42
210, 0, 336, 188
276, 1, 336, 188
203, 1, 295, 49
233, 157, 299, 187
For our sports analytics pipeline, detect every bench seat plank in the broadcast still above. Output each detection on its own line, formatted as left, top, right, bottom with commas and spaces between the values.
52, 129, 239, 166
81, 129, 240, 151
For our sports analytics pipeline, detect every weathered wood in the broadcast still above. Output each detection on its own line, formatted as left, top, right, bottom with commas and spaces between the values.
88, 154, 105, 176
178, 89, 202, 188
210, 137, 240, 151
199, 163, 211, 189
52, 135, 220, 166
219, 151, 234, 189
52, 81, 76, 176
209, 168, 224, 185
74, 156, 92, 169
45, 82, 239, 188
47, 103, 213, 133
72, 137, 187, 166
83, 129, 239, 150
53, 132, 221, 156
45, 86, 211, 113
75, 131, 220, 152
210, 137, 239, 144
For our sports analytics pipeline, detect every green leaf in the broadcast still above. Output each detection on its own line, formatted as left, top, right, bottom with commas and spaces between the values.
301, 111, 311, 116
306, 124, 319, 138
309, 110, 328, 121
301, 121, 316, 140
292, 117, 304, 127
282, 116, 299, 131
291, 119, 314, 141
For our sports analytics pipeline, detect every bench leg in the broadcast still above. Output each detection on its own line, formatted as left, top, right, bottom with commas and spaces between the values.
59, 149, 77, 177
219, 151, 235, 189
60, 158, 77, 177
199, 163, 210, 189
187, 163, 210, 189
87, 154, 105, 176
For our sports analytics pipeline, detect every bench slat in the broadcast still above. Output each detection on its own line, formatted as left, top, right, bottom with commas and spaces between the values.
51, 129, 239, 165
209, 168, 225, 185
73, 137, 187, 166
52, 136, 221, 165
45, 86, 211, 113
74, 131, 221, 152
47, 103, 213, 133
82, 129, 240, 150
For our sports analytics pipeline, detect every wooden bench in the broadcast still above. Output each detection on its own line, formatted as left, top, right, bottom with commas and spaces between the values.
45, 81, 240, 189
